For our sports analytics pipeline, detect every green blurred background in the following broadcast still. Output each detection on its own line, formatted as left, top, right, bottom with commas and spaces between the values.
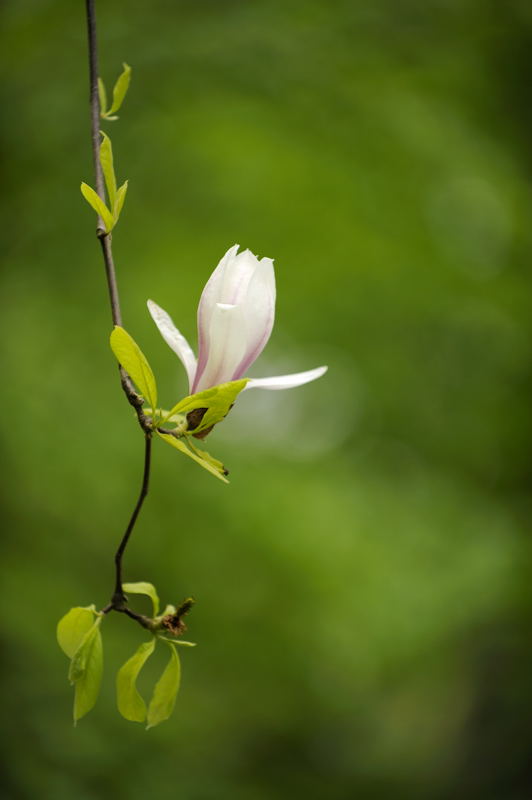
2, 0, 532, 797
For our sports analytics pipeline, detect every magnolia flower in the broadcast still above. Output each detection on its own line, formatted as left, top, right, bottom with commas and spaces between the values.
147, 244, 327, 395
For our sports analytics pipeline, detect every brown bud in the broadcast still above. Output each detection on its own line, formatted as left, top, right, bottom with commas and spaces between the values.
161, 597, 195, 637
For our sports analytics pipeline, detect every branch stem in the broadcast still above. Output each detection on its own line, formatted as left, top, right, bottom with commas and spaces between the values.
85, 0, 153, 620
112, 434, 152, 606
85, 0, 106, 234
99, 225, 122, 327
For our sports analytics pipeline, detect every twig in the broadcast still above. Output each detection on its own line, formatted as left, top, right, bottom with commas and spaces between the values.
85, 0, 153, 616
112, 434, 152, 606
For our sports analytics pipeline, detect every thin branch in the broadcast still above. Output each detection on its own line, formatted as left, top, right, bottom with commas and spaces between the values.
112, 434, 152, 606
85, 0, 154, 617
86, 0, 151, 431
99, 218, 122, 326
85, 0, 105, 214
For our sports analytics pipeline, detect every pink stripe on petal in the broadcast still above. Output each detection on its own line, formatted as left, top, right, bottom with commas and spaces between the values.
194, 303, 247, 392
195, 244, 240, 389
231, 257, 276, 378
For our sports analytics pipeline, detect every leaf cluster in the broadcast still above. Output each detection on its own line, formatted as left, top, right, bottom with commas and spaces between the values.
80, 63, 131, 232
81, 132, 128, 234
57, 584, 195, 728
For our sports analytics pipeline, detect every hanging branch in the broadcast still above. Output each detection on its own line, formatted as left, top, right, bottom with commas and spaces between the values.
58, 0, 327, 728
85, 0, 153, 618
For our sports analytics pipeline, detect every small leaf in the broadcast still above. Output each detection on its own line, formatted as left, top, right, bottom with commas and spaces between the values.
157, 637, 197, 647
110, 326, 157, 410
98, 77, 107, 115
107, 62, 131, 116
80, 182, 114, 232
113, 180, 128, 223
146, 641, 181, 729
146, 408, 187, 432
99, 132, 117, 209
57, 605, 96, 658
163, 380, 248, 432
187, 440, 228, 475
157, 432, 229, 483
122, 581, 159, 616
116, 638, 156, 722
71, 620, 103, 723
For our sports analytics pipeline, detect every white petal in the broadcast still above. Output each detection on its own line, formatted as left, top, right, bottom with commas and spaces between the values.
193, 303, 247, 392
147, 299, 197, 391
243, 366, 328, 391
220, 248, 261, 304
196, 244, 240, 382
232, 257, 276, 378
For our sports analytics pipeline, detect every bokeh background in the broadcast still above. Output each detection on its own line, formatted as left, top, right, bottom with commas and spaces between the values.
2, 0, 532, 797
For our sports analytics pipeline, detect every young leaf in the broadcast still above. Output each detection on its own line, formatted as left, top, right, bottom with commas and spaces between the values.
69, 619, 103, 723
107, 62, 132, 116
159, 603, 176, 616
99, 132, 116, 209
187, 440, 228, 476
113, 180, 128, 223
157, 637, 197, 647
157, 432, 229, 483
57, 605, 96, 658
98, 77, 107, 115
163, 380, 248, 432
122, 581, 160, 616
116, 638, 156, 722
110, 326, 157, 410
145, 408, 187, 432
80, 182, 114, 232
146, 641, 181, 729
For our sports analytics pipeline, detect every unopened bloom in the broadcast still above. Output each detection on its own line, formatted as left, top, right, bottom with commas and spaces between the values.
147, 244, 327, 395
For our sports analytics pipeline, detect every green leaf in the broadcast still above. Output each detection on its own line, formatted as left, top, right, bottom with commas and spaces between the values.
157, 637, 197, 647
122, 581, 159, 616
116, 638, 156, 722
110, 326, 157, 410
113, 180, 128, 223
163, 380, 248, 432
71, 620, 103, 723
80, 182, 114, 233
146, 641, 181, 729
187, 440, 228, 475
99, 132, 116, 209
57, 605, 96, 658
107, 62, 131, 116
146, 408, 187, 432
157, 432, 229, 483
98, 77, 107, 115
68, 618, 101, 682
